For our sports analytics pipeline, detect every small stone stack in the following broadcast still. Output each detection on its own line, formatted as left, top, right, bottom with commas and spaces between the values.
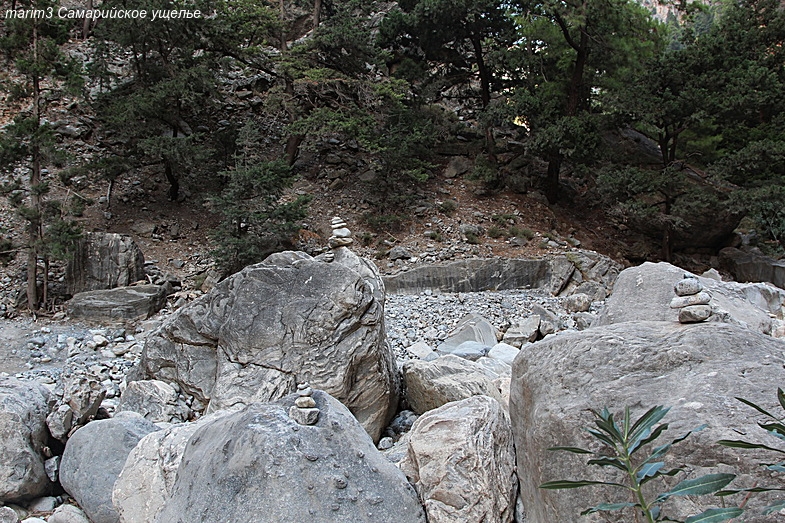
328, 216, 353, 249
670, 274, 713, 323
289, 383, 320, 426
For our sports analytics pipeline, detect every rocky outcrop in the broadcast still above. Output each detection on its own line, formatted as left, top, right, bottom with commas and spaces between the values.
720, 247, 785, 290
0, 379, 51, 502
137, 249, 397, 442
403, 355, 504, 414
66, 232, 146, 295
116, 380, 189, 423
59, 412, 159, 523
510, 321, 785, 522
150, 391, 426, 523
594, 262, 784, 334
67, 285, 168, 322
383, 251, 620, 297
400, 396, 517, 523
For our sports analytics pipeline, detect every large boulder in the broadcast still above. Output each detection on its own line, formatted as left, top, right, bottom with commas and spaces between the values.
67, 285, 168, 322
436, 313, 498, 357
0, 379, 51, 502
136, 249, 398, 442
59, 412, 159, 523
720, 247, 785, 290
510, 321, 785, 522
152, 391, 426, 523
116, 380, 185, 423
400, 396, 517, 523
66, 232, 146, 295
403, 355, 504, 414
113, 417, 215, 523
594, 261, 783, 334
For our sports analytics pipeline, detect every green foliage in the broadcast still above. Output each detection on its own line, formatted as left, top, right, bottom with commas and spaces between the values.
716, 388, 785, 516
464, 231, 480, 245
438, 200, 457, 215
487, 225, 507, 239
210, 123, 308, 275
541, 406, 738, 522
509, 226, 534, 240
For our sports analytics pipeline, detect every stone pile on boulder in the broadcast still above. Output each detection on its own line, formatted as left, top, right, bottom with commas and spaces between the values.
671, 274, 713, 323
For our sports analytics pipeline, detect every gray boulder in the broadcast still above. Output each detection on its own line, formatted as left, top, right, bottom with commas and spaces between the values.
403, 355, 504, 414
502, 316, 540, 347
137, 250, 397, 442
59, 412, 159, 523
436, 313, 497, 356
67, 285, 168, 321
594, 262, 783, 334
720, 247, 785, 290
153, 391, 426, 523
510, 321, 785, 522
66, 232, 146, 295
0, 379, 51, 502
47, 504, 90, 523
116, 380, 183, 423
400, 396, 517, 523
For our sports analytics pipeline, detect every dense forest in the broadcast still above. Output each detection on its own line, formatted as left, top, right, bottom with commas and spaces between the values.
0, 0, 783, 310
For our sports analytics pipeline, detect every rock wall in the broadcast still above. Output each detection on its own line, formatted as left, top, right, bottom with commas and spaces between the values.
66, 232, 146, 295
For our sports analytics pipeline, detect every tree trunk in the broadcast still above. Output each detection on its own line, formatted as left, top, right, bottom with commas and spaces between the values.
545, 153, 562, 204
27, 23, 41, 311
164, 159, 179, 201
313, 0, 322, 29
661, 194, 673, 262
279, 0, 288, 51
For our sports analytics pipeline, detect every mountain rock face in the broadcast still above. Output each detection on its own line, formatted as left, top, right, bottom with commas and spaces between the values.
136, 248, 398, 442
510, 321, 785, 522
150, 391, 426, 523
66, 232, 146, 295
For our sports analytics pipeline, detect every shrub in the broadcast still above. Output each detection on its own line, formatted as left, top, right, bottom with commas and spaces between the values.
509, 226, 534, 240
438, 200, 457, 215
488, 225, 507, 239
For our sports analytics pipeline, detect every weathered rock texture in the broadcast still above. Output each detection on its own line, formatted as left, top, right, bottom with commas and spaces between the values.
594, 262, 784, 334
116, 380, 183, 423
403, 355, 504, 414
67, 285, 168, 321
720, 247, 785, 290
510, 321, 785, 522
66, 232, 146, 295
0, 379, 51, 502
152, 391, 426, 523
400, 396, 517, 523
137, 249, 397, 442
384, 252, 621, 296
60, 412, 159, 523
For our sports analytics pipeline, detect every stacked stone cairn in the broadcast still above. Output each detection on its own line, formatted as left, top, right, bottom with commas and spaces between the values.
289, 382, 320, 425
329, 216, 353, 248
670, 274, 713, 323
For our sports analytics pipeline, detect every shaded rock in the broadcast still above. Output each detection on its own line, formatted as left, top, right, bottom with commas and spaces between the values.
389, 246, 413, 261
0, 379, 51, 503
67, 285, 168, 321
153, 391, 426, 523
46, 504, 90, 523
510, 321, 785, 522
594, 262, 780, 334
0, 507, 17, 523
403, 355, 503, 414
720, 247, 785, 290
400, 396, 517, 523
137, 250, 397, 442
47, 374, 105, 442
670, 291, 712, 308
443, 157, 472, 178
674, 275, 702, 296
563, 292, 591, 313
26, 496, 57, 513
445, 341, 490, 361
60, 412, 159, 523
405, 341, 438, 362
502, 317, 540, 347
678, 304, 712, 323
116, 380, 181, 423
66, 233, 145, 295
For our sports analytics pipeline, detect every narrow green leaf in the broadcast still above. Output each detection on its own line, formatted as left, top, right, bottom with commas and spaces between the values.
580, 502, 638, 515
759, 422, 785, 442
630, 406, 669, 444
595, 415, 623, 442
656, 474, 736, 502
717, 439, 785, 454
636, 462, 665, 482
587, 457, 627, 471
763, 499, 785, 515
587, 428, 618, 448
640, 467, 682, 486
716, 486, 785, 496
684, 507, 743, 523
547, 446, 593, 454
736, 396, 778, 420
777, 388, 785, 412
539, 479, 626, 490
634, 423, 669, 453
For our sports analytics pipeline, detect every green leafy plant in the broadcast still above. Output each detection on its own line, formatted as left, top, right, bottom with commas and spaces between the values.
716, 388, 785, 515
488, 225, 507, 239
540, 406, 740, 522
509, 226, 534, 240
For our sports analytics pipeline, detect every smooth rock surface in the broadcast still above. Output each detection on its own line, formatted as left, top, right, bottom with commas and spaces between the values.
46, 504, 90, 523
0, 379, 51, 502
510, 321, 785, 522
153, 391, 426, 523
403, 355, 504, 414
400, 396, 517, 523
137, 250, 398, 442
66, 233, 146, 295
487, 343, 519, 366
436, 313, 497, 354
593, 262, 781, 334
60, 412, 159, 523
67, 285, 168, 321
